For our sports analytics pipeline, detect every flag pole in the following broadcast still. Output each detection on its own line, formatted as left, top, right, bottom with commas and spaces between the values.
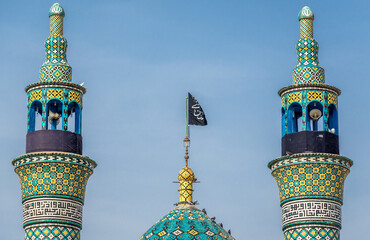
184, 96, 190, 166
186, 97, 190, 138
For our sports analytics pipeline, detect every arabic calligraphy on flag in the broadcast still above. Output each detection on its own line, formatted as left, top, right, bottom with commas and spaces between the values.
188, 92, 207, 126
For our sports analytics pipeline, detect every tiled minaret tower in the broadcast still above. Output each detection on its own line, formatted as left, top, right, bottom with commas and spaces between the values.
268, 6, 352, 240
12, 3, 97, 240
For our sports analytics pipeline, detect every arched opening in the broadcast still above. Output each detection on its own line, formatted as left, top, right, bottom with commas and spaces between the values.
46, 99, 63, 130
287, 103, 302, 134
28, 101, 42, 132
306, 101, 323, 131
328, 104, 338, 135
67, 102, 81, 134
281, 108, 286, 137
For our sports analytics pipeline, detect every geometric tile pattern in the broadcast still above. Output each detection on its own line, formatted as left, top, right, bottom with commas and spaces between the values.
269, 154, 352, 172
307, 91, 323, 103
47, 89, 64, 101
284, 227, 339, 240
40, 64, 72, 82
12, 152, 97, 170
288, 92, 302, 105
29, 90, 43, 104
292, 38, 325, 85
280, 87, 341, 134
271, 161, 350, 204
26, 86, 84, 132
139, 206, 234, 240
14, 161, 93, 202
25, 226, 80, 240
49, 3, 64, 36
282, 96, 286, 107
300, 19, 313, 39
298, 7, 314, 38
328, 93, 337, 106
39, 34, 71, 82
68, 90, 81, 105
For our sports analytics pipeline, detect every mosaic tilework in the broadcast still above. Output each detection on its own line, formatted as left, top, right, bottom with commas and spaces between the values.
307, 91, 323, 103
282, 96, 286, 107
26, 86, 84, 132
288, 92, 302, 105
39, 35, 71, 82
46, 89, 64, 101
14, 161, 93, 201
282, 199, 341, 228
269, 154, 352, 172
28, 87, 83, 107
68, 90, 81, 104
25, 226, 79, 240
298, 7, 314, 39
29, 90, 43, 104
293, 38, 325, 85
23, 198, 83, 227
49, 3, 65, 36
328, 93, 337, 106
139, 205, 234, 240
271, 161, 349, 203
13, 153, 96, 169
284, 227, 339, 240
40, 63, 72, 82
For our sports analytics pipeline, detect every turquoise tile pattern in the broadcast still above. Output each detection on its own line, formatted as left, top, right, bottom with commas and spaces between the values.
139, 205, 234, 240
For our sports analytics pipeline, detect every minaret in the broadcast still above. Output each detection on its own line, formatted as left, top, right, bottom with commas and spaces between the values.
139, 137, 234, 239
268, 6, 352, 240
12, 3, 96, 240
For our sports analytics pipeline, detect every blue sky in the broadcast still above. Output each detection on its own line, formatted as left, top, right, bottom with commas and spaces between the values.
1, 0, 370, 239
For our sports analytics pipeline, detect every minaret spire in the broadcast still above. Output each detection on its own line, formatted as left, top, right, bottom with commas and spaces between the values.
298, 6, 314, 39
49, 3, 65, 36
293, 6, 324, 85
40, 3, 71, 83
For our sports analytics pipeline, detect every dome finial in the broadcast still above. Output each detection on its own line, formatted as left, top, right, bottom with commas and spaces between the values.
177, 136, 195, 204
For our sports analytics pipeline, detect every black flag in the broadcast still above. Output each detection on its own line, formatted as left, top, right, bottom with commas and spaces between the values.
188, 93, 207, 126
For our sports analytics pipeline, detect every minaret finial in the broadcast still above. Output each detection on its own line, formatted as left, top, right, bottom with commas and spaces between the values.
49, 3, 65, 36
298, 6, 314, 39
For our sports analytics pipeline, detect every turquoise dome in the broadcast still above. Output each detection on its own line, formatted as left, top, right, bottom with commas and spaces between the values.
139, 203, 234, 240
